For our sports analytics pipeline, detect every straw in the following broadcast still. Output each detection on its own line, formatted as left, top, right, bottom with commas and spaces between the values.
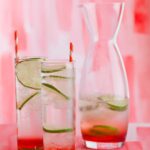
14, 31, 18, 59
69, 42, 73, 62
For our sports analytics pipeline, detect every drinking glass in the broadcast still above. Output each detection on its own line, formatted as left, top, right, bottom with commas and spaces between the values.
79, 2, 129, 149
15, 57, 44, 149
41, 60, 75, 150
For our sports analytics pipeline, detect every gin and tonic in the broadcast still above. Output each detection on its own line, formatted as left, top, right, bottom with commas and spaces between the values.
41, 60, 75, 150
80, 94, 128, 149
15, 57, 43, 149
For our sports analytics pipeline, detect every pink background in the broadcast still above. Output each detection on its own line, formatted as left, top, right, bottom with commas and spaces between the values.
0, 0, 150, 149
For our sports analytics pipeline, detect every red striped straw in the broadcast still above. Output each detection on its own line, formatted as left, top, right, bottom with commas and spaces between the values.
69, 42, 73, 62
14, 31, 18, 59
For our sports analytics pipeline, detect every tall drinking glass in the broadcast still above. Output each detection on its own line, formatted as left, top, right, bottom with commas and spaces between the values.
41, 60, 75, 150
79, 2, 129, 149
15, 57, 44, 149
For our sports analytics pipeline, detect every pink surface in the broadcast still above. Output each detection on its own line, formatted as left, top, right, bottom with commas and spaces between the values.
76, 140, 142, 150
0, 124, 149, 150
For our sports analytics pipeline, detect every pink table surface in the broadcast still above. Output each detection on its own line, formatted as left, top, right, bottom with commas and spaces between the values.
0, 124, 149, 150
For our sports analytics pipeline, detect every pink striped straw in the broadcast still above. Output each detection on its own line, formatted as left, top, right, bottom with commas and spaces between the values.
14, 31, 18, 59
69, 42, 73, 62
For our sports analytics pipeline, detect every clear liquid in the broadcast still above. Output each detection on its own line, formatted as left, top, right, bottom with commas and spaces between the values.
41, 62, 75, 149
15, 58, 43, 149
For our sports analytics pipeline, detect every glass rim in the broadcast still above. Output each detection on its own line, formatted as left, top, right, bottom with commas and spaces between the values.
14, 56, 46, 61
15, 57, 74, 64
42, 59, 74, 64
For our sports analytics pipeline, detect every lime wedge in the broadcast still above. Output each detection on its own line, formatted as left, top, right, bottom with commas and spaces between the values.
16, 58, 42, 90
43, 127, 73, 133
90, 125, 118, 136
98, 95, 128, 111
41, 64, 66, 73
42, 83, 69, 100
17, 92, 39, 110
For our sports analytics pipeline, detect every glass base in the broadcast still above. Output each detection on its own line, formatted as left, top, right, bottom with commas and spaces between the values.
17, 137, 43, 149
85, 141, 124, 149
18, 147, 43, 150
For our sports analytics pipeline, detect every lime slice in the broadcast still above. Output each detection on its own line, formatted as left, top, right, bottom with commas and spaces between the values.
16, 58, 42, 90
43, 126, 73, 133
41, 64, 66, 73
43, 75, 72, 80
98, 95, 128, 111
42, 83, 69, 100
90, 125, 118, 136
17, 92, 39, 110
107, 100, 128, 111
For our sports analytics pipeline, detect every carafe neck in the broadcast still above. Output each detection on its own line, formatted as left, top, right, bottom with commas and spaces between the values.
80, 2, 125, 42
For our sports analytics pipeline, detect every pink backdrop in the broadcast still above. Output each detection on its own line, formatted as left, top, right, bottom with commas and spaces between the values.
0, 0, 150, 136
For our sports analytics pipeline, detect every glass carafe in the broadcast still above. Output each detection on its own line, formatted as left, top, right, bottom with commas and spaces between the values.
79, 2, 129, 149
